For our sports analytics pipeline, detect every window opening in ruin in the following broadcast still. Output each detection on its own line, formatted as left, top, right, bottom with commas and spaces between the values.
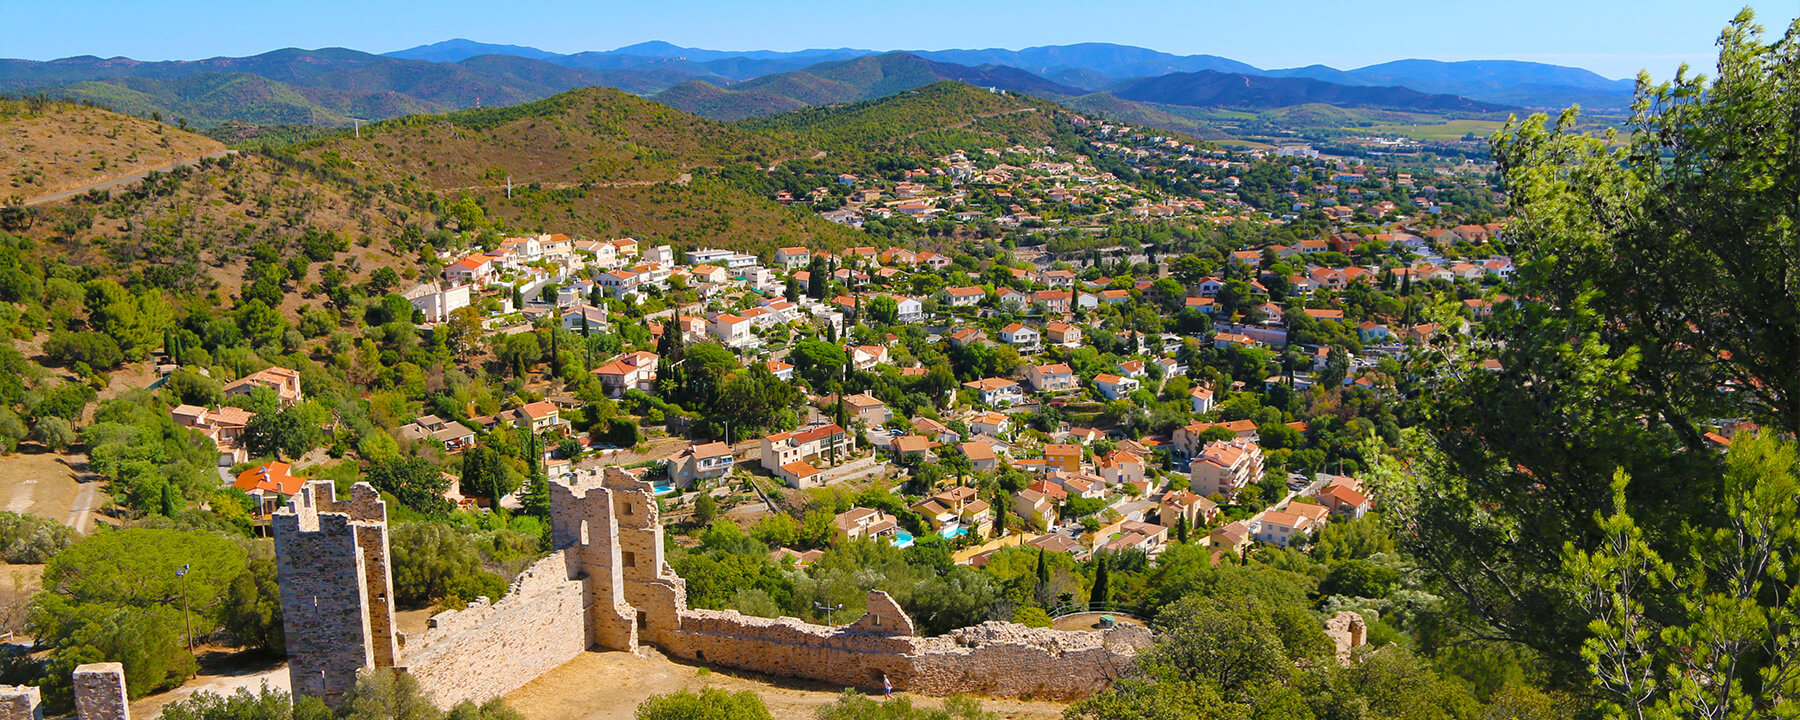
636, 611, 647, 630
622, 551, 636, 568
623, 502, 634, 516
695, 650, 706, 661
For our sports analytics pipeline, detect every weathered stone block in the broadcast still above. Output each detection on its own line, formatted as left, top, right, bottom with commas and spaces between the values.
72, 663, 127, 720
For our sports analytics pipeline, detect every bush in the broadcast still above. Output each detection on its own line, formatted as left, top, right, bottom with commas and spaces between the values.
635, 688, 772, 720
0, 511, 73, 563
43, 331, 123, 370
161, 687, 332, 720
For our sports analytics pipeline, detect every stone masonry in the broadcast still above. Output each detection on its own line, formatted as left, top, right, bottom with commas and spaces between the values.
0, 685, 40, 720
276, 468, 1151, 709
71, 663, 127, 720
273, 481, 398, 708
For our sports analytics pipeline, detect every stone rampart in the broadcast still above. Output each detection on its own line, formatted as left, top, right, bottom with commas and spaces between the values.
278, 469, 1147, 710
397, 551, 588, 707
660, 600, 1150, 700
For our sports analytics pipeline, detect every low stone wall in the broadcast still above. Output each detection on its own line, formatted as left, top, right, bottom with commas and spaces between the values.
397, 551, 588, 707
662, 608, 1151, 700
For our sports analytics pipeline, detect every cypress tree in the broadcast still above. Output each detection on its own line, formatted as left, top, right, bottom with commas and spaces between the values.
1035, 547, 1050, 587
1176, 514, 1190, 544
159, 482, 177, 517
1089, 555, 1110, 606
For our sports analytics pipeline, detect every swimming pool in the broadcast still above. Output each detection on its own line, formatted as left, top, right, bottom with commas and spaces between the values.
938, 525, 969, 539
892, 530, 914, 548
650, 481, 674, 495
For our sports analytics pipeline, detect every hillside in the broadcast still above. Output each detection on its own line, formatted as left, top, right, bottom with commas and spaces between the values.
736, 81, 1074, 160
1107, 71, 1513, 113
6, 86, 880, 307
653, 53, 1086, 122
1, 97, 225, 202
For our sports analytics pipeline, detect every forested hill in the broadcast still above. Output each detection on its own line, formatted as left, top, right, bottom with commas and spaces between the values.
737, 82, 1085, 163
653, 52, 1087, 122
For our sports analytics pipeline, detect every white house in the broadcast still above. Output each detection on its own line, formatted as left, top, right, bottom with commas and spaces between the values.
1093, 373, 1141, 400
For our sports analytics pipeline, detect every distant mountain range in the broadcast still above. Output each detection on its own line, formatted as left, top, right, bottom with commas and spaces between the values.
381, 39, 1634, 108
0, 39, 1636, 129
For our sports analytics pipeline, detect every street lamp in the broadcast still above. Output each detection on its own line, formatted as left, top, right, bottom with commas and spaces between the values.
814, 601, 844, 626
176, 563, 193, 654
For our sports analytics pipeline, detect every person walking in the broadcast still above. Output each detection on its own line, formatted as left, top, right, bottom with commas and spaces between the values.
882, 672, 893, 699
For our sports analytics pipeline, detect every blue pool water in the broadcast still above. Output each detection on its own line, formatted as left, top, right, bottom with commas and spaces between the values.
892, 530, 914, 548
938, 525, 969, 539
650, 481, 674, 495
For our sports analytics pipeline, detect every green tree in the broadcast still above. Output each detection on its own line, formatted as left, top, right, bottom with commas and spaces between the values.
388, 522, 506, 608
220, 557, 284, 655
1404, 12, 1800, 681
30, 529, 247, 697
366, 458, 454, 515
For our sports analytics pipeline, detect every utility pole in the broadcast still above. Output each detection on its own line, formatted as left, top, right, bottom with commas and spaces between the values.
507, 175, 513, 199
814, 601, 843, 626
352, 118, 361, 139
177, 563, 194, 654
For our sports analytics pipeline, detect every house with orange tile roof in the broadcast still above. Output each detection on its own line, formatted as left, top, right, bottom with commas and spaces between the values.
223, 366, 303, 407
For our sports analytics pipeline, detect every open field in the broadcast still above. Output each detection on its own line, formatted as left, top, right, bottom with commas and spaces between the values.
0, 446, 102, 534
507, 648, 1069, 720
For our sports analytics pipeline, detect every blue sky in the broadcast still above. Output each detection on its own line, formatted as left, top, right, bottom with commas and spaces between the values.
7, 0, 1796, 79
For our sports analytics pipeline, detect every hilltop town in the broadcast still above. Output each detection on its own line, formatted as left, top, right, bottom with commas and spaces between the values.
0, 11, 1793, 718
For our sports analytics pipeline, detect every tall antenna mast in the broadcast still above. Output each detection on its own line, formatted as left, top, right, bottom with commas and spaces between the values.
507, 175, 513, 199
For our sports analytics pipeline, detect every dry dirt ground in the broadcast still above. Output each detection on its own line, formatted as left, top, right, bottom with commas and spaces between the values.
506, 649, 1069, 720
129, 651, 290, 720
0, 446, 102, 534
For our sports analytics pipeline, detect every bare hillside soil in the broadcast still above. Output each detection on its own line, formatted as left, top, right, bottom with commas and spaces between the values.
1, 102, 224, 202
507, 648, 1068, 720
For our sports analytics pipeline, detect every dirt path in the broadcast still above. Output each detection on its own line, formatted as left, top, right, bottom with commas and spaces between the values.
440, 172, 692, 193
22, 150, 234, 206
506, 648, 1067, 720
0, 447, 92, 532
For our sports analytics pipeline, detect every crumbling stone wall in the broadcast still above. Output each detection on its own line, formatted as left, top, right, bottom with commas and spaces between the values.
661, 601, 1149, 700
72, 663, 127, 720
0, 685, 40, 720
1323, 611, 1368, 660
397, 551, 587, 707
274, 482, 398, 708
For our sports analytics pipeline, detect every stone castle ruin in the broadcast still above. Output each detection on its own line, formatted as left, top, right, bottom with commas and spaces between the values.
274, 469, 1154, 709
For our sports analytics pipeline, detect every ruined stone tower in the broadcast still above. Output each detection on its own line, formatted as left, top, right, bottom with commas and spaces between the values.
549, 467, 687, 650
273, 481, 399, 707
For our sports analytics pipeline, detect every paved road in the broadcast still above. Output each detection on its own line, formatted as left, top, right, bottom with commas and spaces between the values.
22, 150, 235, 206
